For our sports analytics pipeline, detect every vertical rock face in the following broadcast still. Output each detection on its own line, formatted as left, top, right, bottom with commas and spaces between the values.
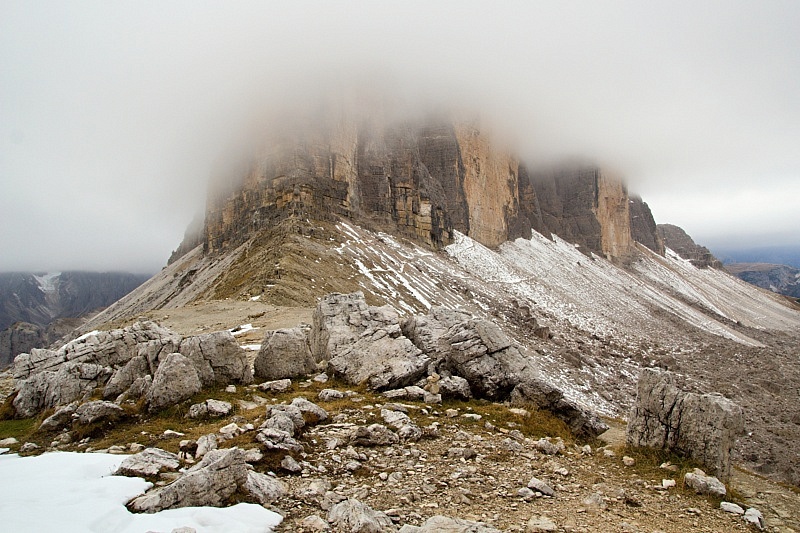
657, 224, 722, 268
202, 114, 536, 256
524, 165, 634, 259
626, 368, 744, 480
629, 196, 665, 255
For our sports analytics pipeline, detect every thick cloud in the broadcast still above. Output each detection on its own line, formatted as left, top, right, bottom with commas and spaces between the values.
1, 1, 798, 272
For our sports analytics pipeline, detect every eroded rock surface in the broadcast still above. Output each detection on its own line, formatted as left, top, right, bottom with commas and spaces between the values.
626, 368, 745, 479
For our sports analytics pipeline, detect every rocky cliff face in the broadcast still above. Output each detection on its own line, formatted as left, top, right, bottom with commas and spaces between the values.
629, 195, 664, 255
657, 224, 722, 268
203, 115, 539, 256
523, 164, 639, 260
200, 110, 657, 264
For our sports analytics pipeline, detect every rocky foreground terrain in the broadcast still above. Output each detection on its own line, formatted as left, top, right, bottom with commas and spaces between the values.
1, 292, 799, 532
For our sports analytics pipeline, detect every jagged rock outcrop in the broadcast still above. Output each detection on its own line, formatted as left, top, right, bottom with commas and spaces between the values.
626, 368, 745, 480
11, 321, 253, 417
254, 327, 316, 380
311, 292, 606, 437
525, 164, 635, 260
657, 224, 722, 268
127, 447, 252, 512
629, 195, 665, 255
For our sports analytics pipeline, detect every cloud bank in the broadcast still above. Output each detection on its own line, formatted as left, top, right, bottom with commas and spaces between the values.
1, 1, 798, 272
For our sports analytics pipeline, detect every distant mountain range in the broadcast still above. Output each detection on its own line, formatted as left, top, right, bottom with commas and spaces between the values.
724, 263, 800, 300
714, 245, 800, 269
0, 271, 150, 367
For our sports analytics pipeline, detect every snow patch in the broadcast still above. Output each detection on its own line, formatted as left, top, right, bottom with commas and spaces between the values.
33, 272, 60, 293
229, 324, 256, 336
241, 344, 262, 351
0, 452, 282, 533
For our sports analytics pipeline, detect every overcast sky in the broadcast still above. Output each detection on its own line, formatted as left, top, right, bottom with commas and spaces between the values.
1, 1, 798, 273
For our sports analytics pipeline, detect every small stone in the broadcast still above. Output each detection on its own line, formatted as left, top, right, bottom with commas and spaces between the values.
300, 514, 330, 531
518, 487, 535, 500
581, 444, 592, 454
536, 438, 565, 455
744, 508, 765, 530
281, 455, 303, 473
205, 399, 233, 417
345, 460, 361, 471
581, 492, 606, 512
462, 413, 482, 421
527, 477, 555, 497
662, 479, 676, 489
684, 469, 726, 498
162, 429, 185, 438
129, 443, 145, 453
447, 447, 477, 460
225, 385, 237, 393
602, 448, 616, 457
0, 438, 19, 447
445, 409, 458, 418
313, 373, 329, 382
20, 442, 40, 453
318, 389, 345, 402
622, 455, 636, 466
720, 501, 745, 515
258, 379, 292, 392
526, 515, 558, 532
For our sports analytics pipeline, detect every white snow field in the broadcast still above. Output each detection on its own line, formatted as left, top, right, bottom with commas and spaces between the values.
0, 452, 282, 533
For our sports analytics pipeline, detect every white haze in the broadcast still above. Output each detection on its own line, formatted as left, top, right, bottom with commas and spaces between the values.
1, 1, 798, 272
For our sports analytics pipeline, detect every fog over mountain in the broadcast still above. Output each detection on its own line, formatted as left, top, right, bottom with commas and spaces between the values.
1, 1, 798, 272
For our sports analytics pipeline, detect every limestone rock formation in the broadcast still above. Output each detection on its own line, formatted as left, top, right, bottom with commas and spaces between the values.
115, 447, 181, 478
725, 262, 800, 298
12, 321, 253, 417
657, 224, 722, 268
254, 327, 316, 380
629, 195, 664, 255
146, 353, 202, 412
626, 368, 745, 479
127, 447, 250, 513
526, 164, 636, 259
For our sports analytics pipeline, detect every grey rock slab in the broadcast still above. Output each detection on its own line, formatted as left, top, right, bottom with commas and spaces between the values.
290, 397, 328, 424
744, 508, 765, 530
526, 515, 558, 532
244, 470, 286, 505
527, 477, 555, 497
39, 402, 78, 431
720, 501, 745, 515
684, 468, 726, 497
258, 379, 292, 392
127, 447, 249, 513
351, 424, 399, 447
254, 327, 316, 380
115, 447, 180, 478
327, 498, 396, 533
74, 400, 125, 425
146, 353, 202, 412
626, 368, 744, 480
318, 388, 344, 402
399, 515, 502, 532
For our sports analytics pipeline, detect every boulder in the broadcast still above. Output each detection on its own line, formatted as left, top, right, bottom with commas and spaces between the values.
103, 356, 149, 400
179, 331, 252, 386
115, 448, 180, 477
309, 292, 373, 362
328, 329, 428, 390
245, 470, 286, 505
437, 319, 534, 399
74, 400, 125, 425
684, 468, 726, 498
256, 427, 303, 453
527, 477, 555, 497
127, 447, 249, 513
744, 508, 765, 530
626, 368, 744, 480
318, 388, 345, 402
187, 399, 233, 419
351, 424, 399, 447
146, 353, 202, 412
327, 498, 396, 533
195, 433, 218, 459
510, 380, 608, 438
13, 362, 112, 418
437, 375, 472, 400
39, 402, 78, 431
254, 327, 316, 380
290, 397, 328, 424
266, 404, 306, 432
399, 515, 502, 532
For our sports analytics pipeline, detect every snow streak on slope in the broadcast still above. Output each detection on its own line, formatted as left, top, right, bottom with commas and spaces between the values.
33, 272, 60, 293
